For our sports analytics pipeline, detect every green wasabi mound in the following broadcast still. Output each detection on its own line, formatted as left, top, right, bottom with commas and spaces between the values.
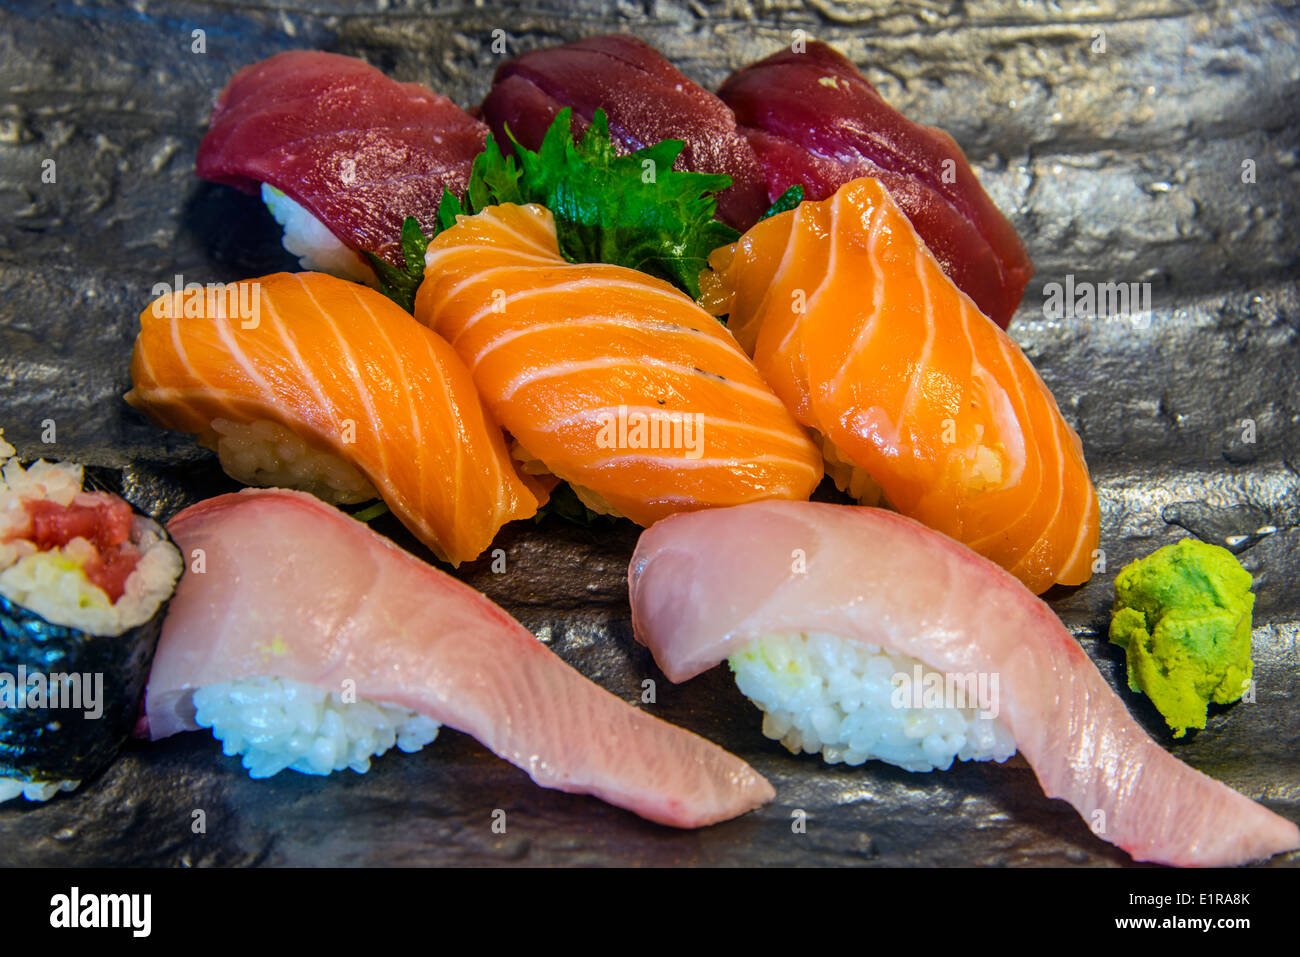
1109, 539, 1255, 738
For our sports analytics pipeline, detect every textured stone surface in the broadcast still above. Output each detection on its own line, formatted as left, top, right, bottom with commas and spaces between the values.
0, 0, 1297, 866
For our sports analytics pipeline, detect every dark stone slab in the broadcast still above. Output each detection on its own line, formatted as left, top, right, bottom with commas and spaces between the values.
0, 0, 1296, 866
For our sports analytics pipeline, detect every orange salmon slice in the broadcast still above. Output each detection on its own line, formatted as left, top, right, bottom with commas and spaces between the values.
414, 202, 823, 525
700, 177, 1100, 593
126, 271, 541, 564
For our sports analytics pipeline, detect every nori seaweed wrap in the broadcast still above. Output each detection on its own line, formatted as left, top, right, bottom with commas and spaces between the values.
0, 432, 182, 801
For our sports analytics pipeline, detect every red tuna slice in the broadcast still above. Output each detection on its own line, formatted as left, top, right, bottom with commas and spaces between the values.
628, 500, 1300, 866
719, 42, 1033, 327
479, 35, 769, 231
195, 51, 487, 268
145, 488, 773, 828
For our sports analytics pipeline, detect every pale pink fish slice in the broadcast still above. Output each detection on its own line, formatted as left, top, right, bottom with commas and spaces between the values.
146, 488, 772, 828
628, 500, 1300, 865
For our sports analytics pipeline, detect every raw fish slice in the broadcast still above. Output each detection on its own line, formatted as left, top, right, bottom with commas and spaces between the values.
146, 489, 773, 828
414, 203, 823, 525
719, 42, 1033, 326
196, 51, 487, 268
701, 178, 1098, 593
479, 35, 768, 230
628, 500, 1300, 866
126, 272, 540, 565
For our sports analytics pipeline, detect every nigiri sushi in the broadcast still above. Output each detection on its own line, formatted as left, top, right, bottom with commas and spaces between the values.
478, 35, 769, 230
628, 501, 1300, 866
700, 177, 1099, 593
413, 202, 824, 525
144, 488, 774, 828
718, 41, 1033, 326
195, 51, 487, 283
1, 431, 182, 803
125, 271, 542, 565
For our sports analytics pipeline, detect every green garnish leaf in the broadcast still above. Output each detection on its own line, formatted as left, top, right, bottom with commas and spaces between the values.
436, 187, 464, 233
759, 184, 804, 222
364, 214, 435, 313
365, 108, 741, 310
466, 135, 525, 212
533, 483, 622, 527
464, 108, 739, 299
350, 501, 390, 523
400, 215, 430, 273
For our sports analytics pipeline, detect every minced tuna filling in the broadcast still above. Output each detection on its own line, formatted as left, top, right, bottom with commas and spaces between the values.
18, 496, 139, 601
192, 676, 441, 779
0, 434, 182, 638
729, 632, 1016, 773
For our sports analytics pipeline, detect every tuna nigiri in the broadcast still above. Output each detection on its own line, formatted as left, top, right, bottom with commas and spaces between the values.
628, 501, 1300, 866
701, 177, 1099, 593
413, 202, 823, 524
146, 488, 773, 828
719, 41, 1033, 326
126, 271, 541, 565
478, 35, 769, 230
195, 51, 487, 283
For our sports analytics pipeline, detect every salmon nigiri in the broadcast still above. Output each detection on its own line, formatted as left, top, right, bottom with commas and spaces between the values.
700, 178, 1099, 593
126, 271, 542, 564
413, 203, 823, 525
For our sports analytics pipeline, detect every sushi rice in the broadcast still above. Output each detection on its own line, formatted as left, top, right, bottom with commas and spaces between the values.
510, 442, 625, 519
204, 417, 379, 506
262, 184, 379, 287
192, 676, 440, 779
729, 632, 1016, 773
0, 431, 183, 802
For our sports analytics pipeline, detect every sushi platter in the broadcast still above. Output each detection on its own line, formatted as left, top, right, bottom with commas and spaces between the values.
1, 0, 1298, 867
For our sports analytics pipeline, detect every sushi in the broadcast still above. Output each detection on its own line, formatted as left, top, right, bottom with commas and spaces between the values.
413, 202, 824, 525
718, 41, 1033, 326
125, 271, 543, 565
0, 431, 182, 802
628, 500, 1300, 866
195, 51, 487, 282
478, 35, 769, 230
700, 177, 1099, 593
144, 488, 774, 828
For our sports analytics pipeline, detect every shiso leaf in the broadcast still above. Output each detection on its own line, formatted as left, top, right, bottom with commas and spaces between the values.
368, 109, 740, 310
759, 184, 804, 222
350, 501, 390, 523
450, 108, 740, 299
533, 483, 621, 527
363, 215, 433, 313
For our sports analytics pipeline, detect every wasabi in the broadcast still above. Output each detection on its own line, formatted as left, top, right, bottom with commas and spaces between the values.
1109, 538, 1255, 737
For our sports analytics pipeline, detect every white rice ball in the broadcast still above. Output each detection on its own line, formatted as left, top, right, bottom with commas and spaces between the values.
192, 676, 441, 779
729, 632, 1016, 773
206, 418, 379, 505
262, 184, 380, 287
0, 777, 80, 804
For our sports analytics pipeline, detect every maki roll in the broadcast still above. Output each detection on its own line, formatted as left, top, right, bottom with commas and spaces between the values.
0, 431, 182, 802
